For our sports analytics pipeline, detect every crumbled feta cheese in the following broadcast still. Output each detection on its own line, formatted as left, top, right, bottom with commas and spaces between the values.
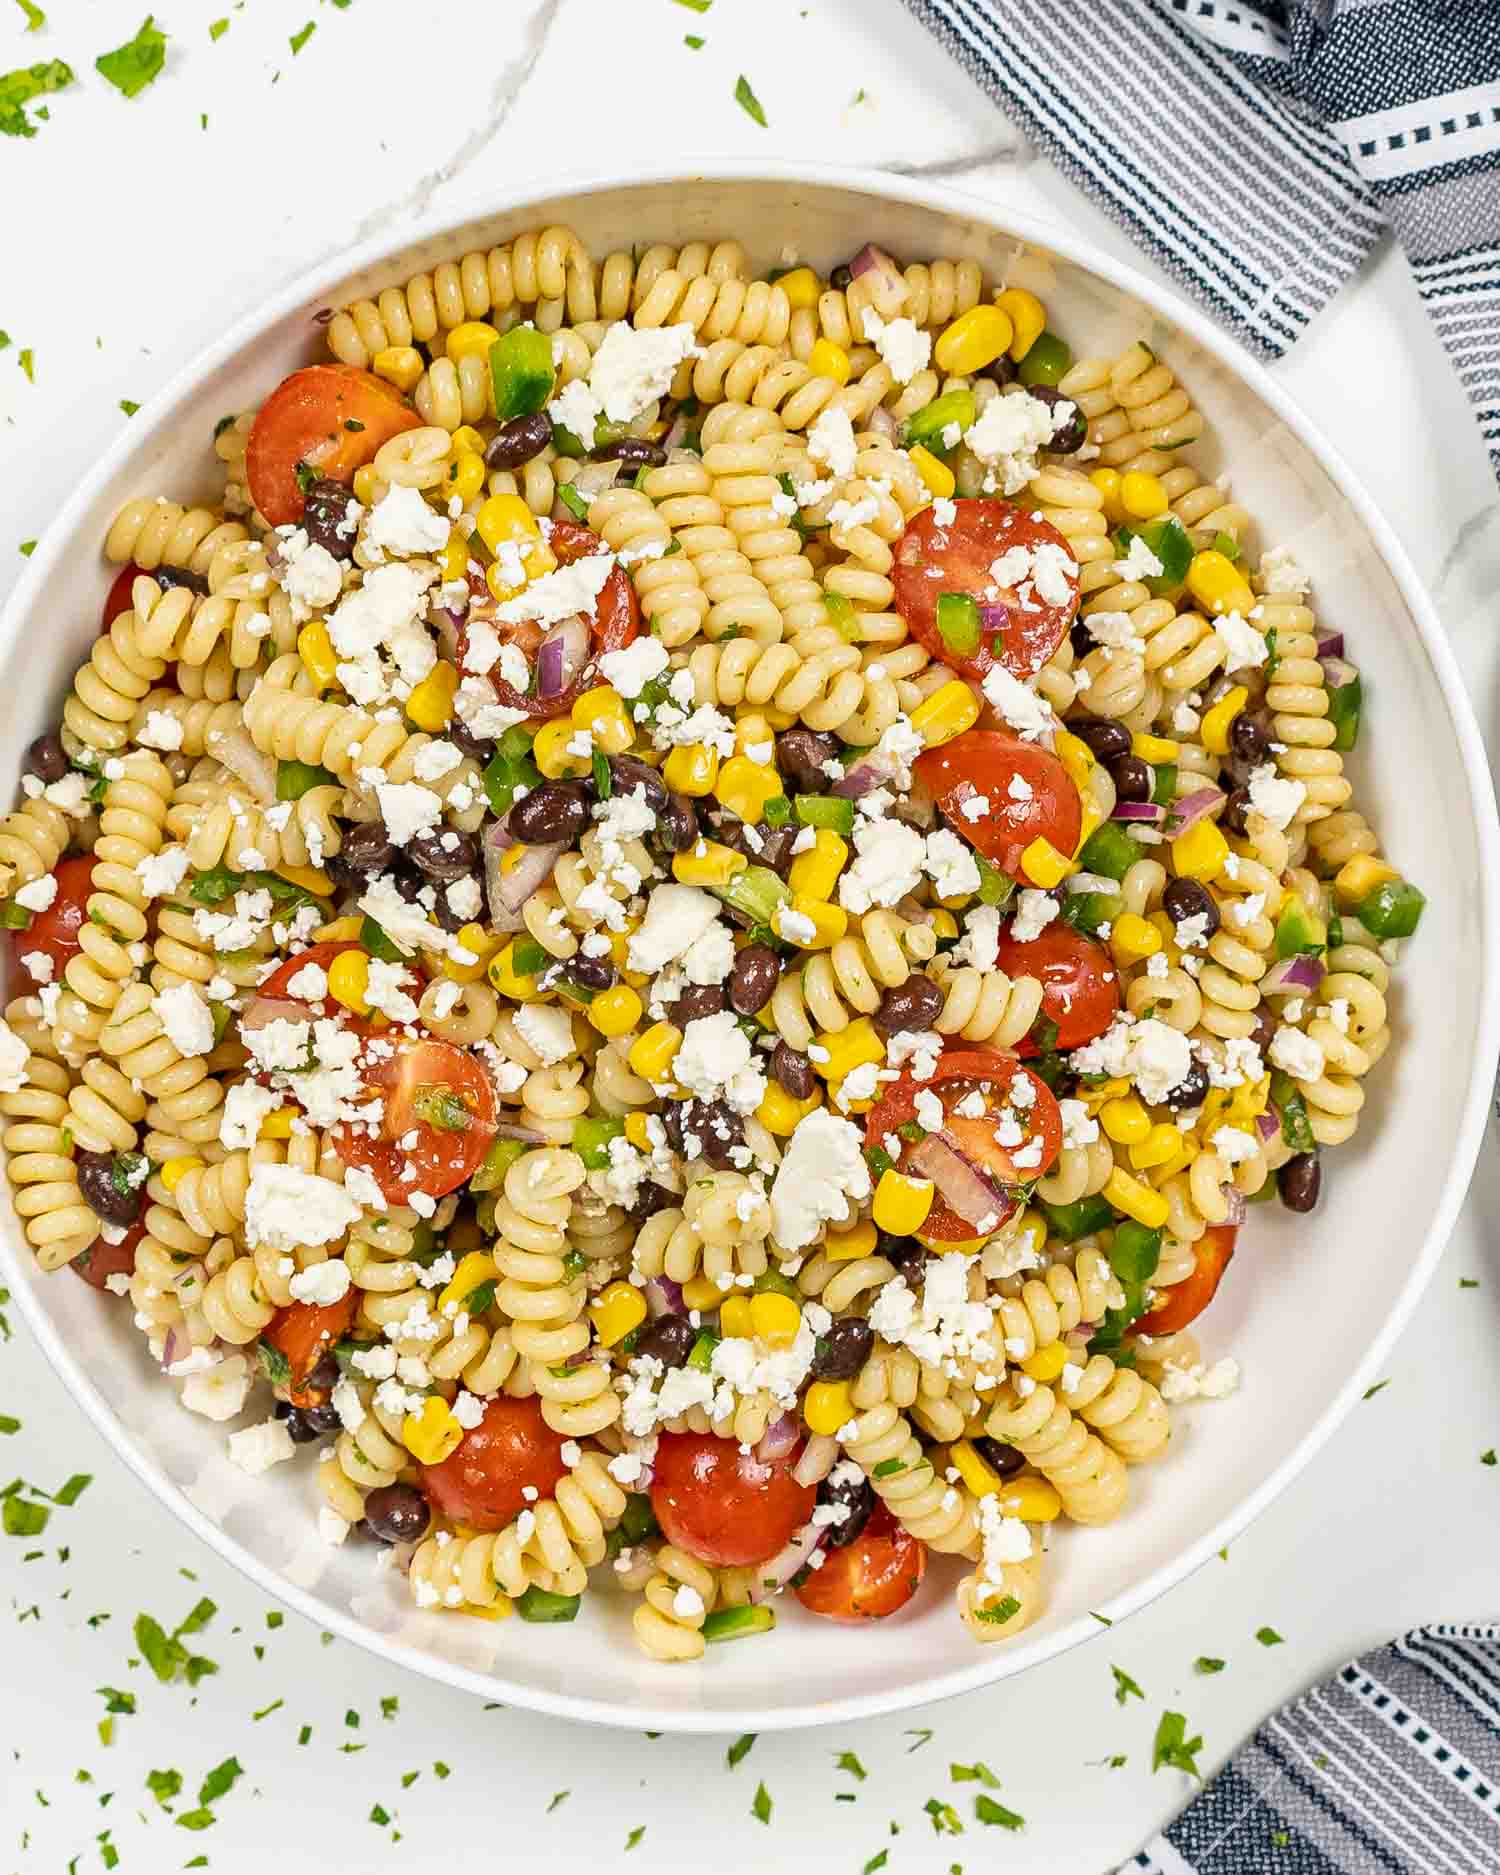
869, 1253, 996, 1369
136, 709, 184, 752
770, 1109, 871, 1250
950, 903, 1001, 971
0, 1017, 28, 1093
152, 983, 215, 1059
244, 1165, 361, 1252
13, 873, 57, 914
1114, 534, 1164, 582
228, 1417, 297, 1476
363, 484, 451, 560
1010, 887, 1060, 944
1258, 546, 1308, 595
288, 1259, 353, 1308
514, 1002, 575, 1066
963, 389, 1069, 494
274, 525, 344, 619
599, 635, 670, 699
219, 1081, 282, 1152
180, 1353, 250, 1422
1246, 762, 1305, 832
1268, 1025, 1325, 1083
587, 321, 700, 423
838, 818, 926, 914
923, 827, 982, 900
1159, 1356, 1241, 1402
860, 309, 932, 384
1071, 1014, 1194, 1105
807, 406, 858, 479
1059, 1098, 1099, 1149
1214, 609, 1268, 672
674, 1011, 766, 1114
981, 664, 1053, 741
135, 845, 191, 899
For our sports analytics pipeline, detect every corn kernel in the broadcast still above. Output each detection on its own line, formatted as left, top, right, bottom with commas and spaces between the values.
1099, 1094, 1151, 1145
786, 828, 847, 903
1110, 912, 1163, 966
756, 1083, 820, 1136
1185, 549, 1255, 617
949, 1438, 1005, 1498
1334, 854, 1399, 909
448, 450, 487, 504
450, 424, 486, 458
439, 532, 470, 584
1021, 836, 1072, 888
1119, 471, 1169, 521
406, 659, 459, 732
257, 1107, 295, 1140
909, 445, 956, 500
715, 753, 783, 824
1021, 1340, 1070, 1383
1053, 730, 1097, 801
160, 1155, 203, 1194
628, 1022, 682, 1082
813, 1016, 883, 1084
403, 1396, 463, 1465
1171, 818, 1230, 883
486, 940, 541, 1001
681, 1275, 722, 1312
783, 895, 844, 949
351, 464, 382, 506
733, 712, 776, 759
485, 543, 555, 603
995, 1475, 1063, 1522
588, 984, 642, 1038
917, 1230, 989, 1253
327, 948, 371, 1016
1103, 1165, 1171, 1231
623, 1112, 653, 1152
314, 916, 365, 945
372, 346, 423, 394
571, 685, 634, 756
273, 864, 332, 898
935, 304, 1014, 375
872, 1169, 935, 1235
297, 620, 337, 691
476, 492, 543, 552
588, 1280, 648, 1349
719, 1296, 755, 1340
1131, 732, 1180, 763
911, 678, 980, 748
808, 338, 852, 386
1199, 685, 1248, 756
532, 719, 590, 779
446, 320, 501, 363
439, 1251, 499, 1316
804, 1380, 854, 1437
825, 1218, 878, 1262
672, 840, 747, 889
750, 1291, 801, 1348
1088, 465, 1124, 524
926, 908, 960, 942
1010, 1207, 1048, 1263
443, 922, 500, 984
779, 266, 821, 311
996, 287, 1046, 361
662, 741, 720, 796
1129, 1122, 1184, 1170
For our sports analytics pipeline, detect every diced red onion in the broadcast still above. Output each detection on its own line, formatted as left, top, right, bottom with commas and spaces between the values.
238, 995, 314, 1032
483, 823, 566, 932
978, 602, 1010, 637
833, 751, 901, 799
643, 1276, 684, 1320
1221, 1187, 1248, 1227
847, 244, 905, 305
792, 1434, 840, 1489
864, 405, 898, 441
1315, 628, 1345, 660
535, 614, 590, 699
1261, 954, 1325, 996
749, 1514, 827, 1601
754, 1412, 801, 1464
1112, 800, 1166, 824
910, 1132, 1013, 1229
1165, 788, 1224, 834
159, 1327, 185, 1371
204, 721, 278, 805
1320, 655, 1358, 690
1256, 1107, 1281, 1143
494, 1119, 549, 1144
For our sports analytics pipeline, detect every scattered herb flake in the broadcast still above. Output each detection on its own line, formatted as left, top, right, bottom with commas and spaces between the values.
251, 1698, 283, 1721
146, 1768, 181, 1806
547, 1790, 569, 1812
380, 1695, 399, 1720
924, 1798, 963, 1836
863, 1856, 888, 1875
1090, 1610, 1113, 1626
0, 1414, 23, 1434
52, 1472, 92, 1506
18, 347, 35, 381
1112, 1665, 1144, 1706
119, 400, 140, 417
1362, 1379, 1390, 1400
432, 1760, 450, 1779
751, 1781, 772, 1824
1151, 1710, 1204, 1780
905, 1728, 934, 1751
0, 59, 72, 138
835, 1750, 866, 1780
974, 1795, 1025, 1830
950, 1762, 1000, 1789
673, 0, 712, 9
198, 1757, 241, 1807
209, 17, 228, 40
1459, 1277, 1479, 1288
289, 21, 315, 53
1194, 1656, 1226, 1675
625, 1826, 646, 1851
1256, 1626, 1284, 1647
727, 1732, 756, 1768
684, 32, 705, 47
369, 1804, 391, 1827
4, 1496, 48, 1538
734, 74, 767, 127
95, 16, 168, 100
175, 1809, 214, 1832
16, 0, 45, 30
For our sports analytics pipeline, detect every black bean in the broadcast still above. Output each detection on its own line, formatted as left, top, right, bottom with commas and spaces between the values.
608, 756, 669, 813
811, 1316, 873, 1381
432, 884, 470, 935
816, 1466, 874, 1551
636, 1313, 697, 1369
727, 944, 780, 1016
75, 1151, 145, 1228
873, 975, 944, 1040
974, 1436, 1027, 1480
485, 413, 555, 472
510, 780, 591, 845
305, 1353, 340, 1394
1162, 1058, 1209, 1113
589, 437, 667, 468
664, 1098, 745, 1171
1221, 786, 1252, 836
364, 1483, 432, 1545
878, 1232, 928, 1286
771, 1041, 816, 1099
774, 726, 840, 795
830, 262, 854, 291
1278, 1153, 1321, 1213
654, 794, 698, 854
1249, 1005, 1277, 1054
1110, 754, 1153, 803
630, 1180, 676, 1222
1072, 719, 1131, 762
1229, 710, 1271, 764
753, 826, 797, 879
981, 353, 1018, 389
1162, 876, 1219, 940
668, 983, 726, 1025
336, 820, 396, 877
447, 716, 495, 764
1069, 616, 1096, 662
1028, 384, 1086, 453
300, 1402, 343, 1436
274, 1401, 325, 1445
408, 827, 478, 884
152, 563, 211, 597
23, 731, 69, 785
300, 476, 361, 561
567, 952, 616, 993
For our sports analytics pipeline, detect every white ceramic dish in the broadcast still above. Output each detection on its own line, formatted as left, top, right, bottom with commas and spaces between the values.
3, 164, 1496, 1733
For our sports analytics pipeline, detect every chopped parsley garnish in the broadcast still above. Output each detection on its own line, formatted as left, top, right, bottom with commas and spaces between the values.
1255, 1625, 1284, 1647
134, 1599, 218, 1686
289, 22, 316, 54
905, 1727, 934, 1751
734, 74, 767, 127
16, 1, 45, 30
835, 1750, 867, 1780
625, 1826, 647, 1850
923, 1797, 963, 1835
547, 1790, 569, 1812
198, 1756, 242, 1805
146, 1767, 181, 1806
1483, 1449, 1497, 1466
209, 17, 228, 40
0, 58, 72, 138
0, 1415, 18, 1436
1194, 1656, 1226, 1674
1111, 1664, 1144, 1705
1362, 1379, 1390, 1400
975, 1594, 1020, 1625
862, 1855, 888, 1875
95, 16, 168, 99
119, 399, 140, 417
751, 1781, 772, 1824
673, 0, 712, 10
1151, 1710, 1204, 1779
975, 1795, 1025, 1829
727, 1732, 756, 1767
685, 31, 705, 45
950, 1762, 999, 1788
18, 346, 35, 381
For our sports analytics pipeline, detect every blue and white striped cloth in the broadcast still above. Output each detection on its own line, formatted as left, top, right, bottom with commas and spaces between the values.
902, 0, 1500, 480
1120, 1625, 1500, 1875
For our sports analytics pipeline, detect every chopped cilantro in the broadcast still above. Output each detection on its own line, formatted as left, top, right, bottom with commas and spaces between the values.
0, 59, 72, 138
547, 1790, 569, 1812
625, 1826, 647, 1850
1151, 1710, 1204, 1779
146, 1768, 182, 1808
1255, 1626, 1284, 1647
863, 1856, 888, 1875
1459, 1276, 1479, 1289
289, 21, 315, 53
751, 1781, 773, 1824
734, 73, 767, 127
95, 17, 168, 99
905, 1728, 934, 1751
3, 1496, 47, 1538
369, 1804, 391, 1826
252, 1698, 283, 1721
134, 1600, 218, 1686
18, 347, 34, 381
835, 1750, 867, 1780
1090, 1610, 1113, 1627
975, 1795, 1025, 1829
18, 541, 35, 558
119, 399, 140, 417
198, 1757, 241, 1806
950, 1762, 999, 1788
673, 0, 712, 9
97, 1688, 135, 1715
727, 1732, 756, 1767
209, 18, 228, 40
432, 1759, 450, 1779
16, 0, 45, 30
1362, 1379, 1390, 1400
1194, 1656, 1226, 1675
0, 1415, 16, 1435
684, 31, 705, 45
1483, 1449, 1497, 1467
924, 1798, 963, 1835
1111, 1664, 1144, 1705
974, 1595, 1020, 1625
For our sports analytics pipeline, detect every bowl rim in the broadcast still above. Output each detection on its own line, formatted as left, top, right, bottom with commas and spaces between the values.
4, 159, 1497, 1733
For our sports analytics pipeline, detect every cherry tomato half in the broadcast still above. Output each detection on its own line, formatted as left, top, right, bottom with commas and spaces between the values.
246, 364, 422, 528
864, 1048, 1062, 1242
334, 1035, 497, 1205
11, 856, 95, 990
256, 940, 382, 1022
262, 1291, 359, 1390
473, 519, 640, 721
914, 730, 1081, 881
1140, 1225, 1237, 1335
893, 498, 1079, 683
996, 923, 1120, 1053
102, 562, 142, 632
795, 1503, 927, 1621
69, 1216, 146, 1292
651, 1431, 816, 1568
420, 1396, 568, 1534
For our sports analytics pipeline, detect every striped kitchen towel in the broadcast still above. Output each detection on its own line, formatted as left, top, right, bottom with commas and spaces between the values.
1119, 1625, 1500, 1875
901, 0, 1500, 480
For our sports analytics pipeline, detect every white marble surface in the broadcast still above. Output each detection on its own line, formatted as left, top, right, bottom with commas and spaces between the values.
2, 0, 1499, 1867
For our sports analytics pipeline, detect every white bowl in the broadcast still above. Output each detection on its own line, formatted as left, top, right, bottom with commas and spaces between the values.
4, 164, 1496, 1733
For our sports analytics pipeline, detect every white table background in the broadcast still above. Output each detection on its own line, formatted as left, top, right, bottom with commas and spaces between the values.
2, 1, 1498, 1867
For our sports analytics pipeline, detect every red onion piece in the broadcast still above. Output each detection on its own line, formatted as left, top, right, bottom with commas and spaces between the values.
754, 1412, 801, 1465
847, 244, 906, 309
1165, 788, 1225, 834
483, 823, 566, 932
1261, 954, 1325, 997
494, 1119, 549, 1144
1320, 655, 1359, 690
749, 1514, 827, 1601
1112, 800, 1166, 824
643, 1276, 684, 1320
833, 751, 901, 799
864, 404, 898, 442
1315, 628, 1345, 660
1221, 1187, 1248, 1227
238, 995, 315, 1033
978, 602, 1010, 638
535, 614, 590, 699
792, 1433, 840, 1489
1256, 1107, 1281, 1143
909, 1132, 1014, 1230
